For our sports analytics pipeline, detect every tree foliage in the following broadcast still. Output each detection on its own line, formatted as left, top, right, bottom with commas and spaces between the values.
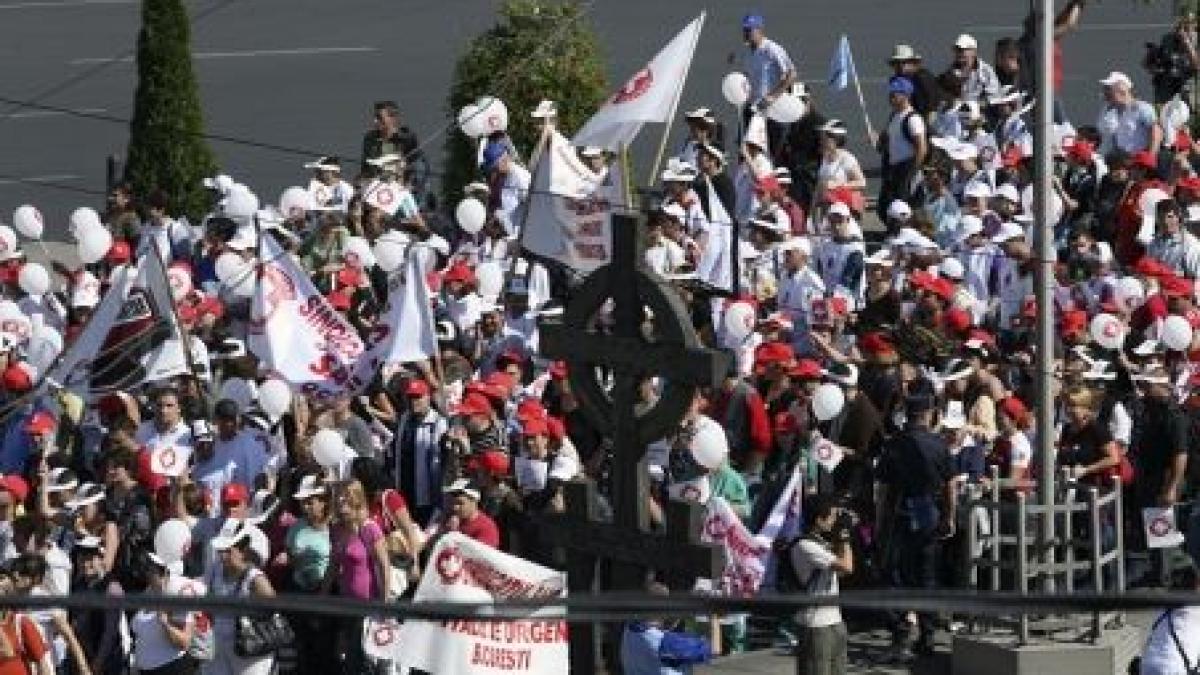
124, 0, 217, 221
442, 0, 608, 206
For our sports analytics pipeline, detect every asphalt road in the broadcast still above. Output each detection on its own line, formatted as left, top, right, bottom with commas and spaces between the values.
0, 0, 1176, 237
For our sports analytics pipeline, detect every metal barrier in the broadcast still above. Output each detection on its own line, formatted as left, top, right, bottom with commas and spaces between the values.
966, 466, 1125, 644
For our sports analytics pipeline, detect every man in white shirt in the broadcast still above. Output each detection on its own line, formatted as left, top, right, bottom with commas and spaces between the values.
790, 493, 853, 675
135, 387, 194, 460
190, 400, 266, 517
138, 190, 192, 264
948, 34, 1000, 103
1096, 71, 1162, 155
776, 237, 825, 345
483, 142, 531, 237
741, 12, 796, 158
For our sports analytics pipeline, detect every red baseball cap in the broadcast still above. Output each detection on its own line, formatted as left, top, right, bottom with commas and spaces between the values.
521, 417, 549, 438
545, 416, 566, 443
943, 307, 972, 334
0, 475, 28, 503
1066, 139, 1094, 164
1059, 309, 1088, 335
859, 331, 896, 356
336, 266, 363, 289
467, 449, 510, 477
220, 483, 249, 507
999, 396, 1029, 423
453, 392, 493, 417
753, 342, 795, 371
106, 240, 132, 265
928, 277, 957, 302
1177, 176, 1200, 197
404, 379, 431, 398
1, 364, 31, 394
791, 358, 823, 380
516, 398, 547, 423
1132, 150, 1158, 170
24, 410, 55, 435
442, 263, 475, 285
1161, 275, 1194, 299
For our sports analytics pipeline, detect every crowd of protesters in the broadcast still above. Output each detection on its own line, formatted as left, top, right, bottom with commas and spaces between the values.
0, 2, 1199, 674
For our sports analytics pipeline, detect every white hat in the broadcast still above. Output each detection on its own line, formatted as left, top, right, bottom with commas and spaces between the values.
889, 44, 922, 62
303, 156, 341, 172
995, 183, 1021, 204
750, 214, 789, 233
957, 215, 984, 241
64, 482, 105, 509
886, 199, 913, 220
530, 99, 558, 118
954, 34, 978, 50
225, 233, 256, 252
211, 518, 253, 551
866, 248, 895, 266
992, 221, 1026, 244
938, 358, 976, 383
822, 363, 859, 387
45, 468, 78, 493
773, 167, 792, 184
828, 202, 852, 218
941, 400, 967, 430
548, 455, 579, 482
946, 142, 979, 162
660, 158, 697, 183
444, 478, 481, 502
580, 146, 605, 158
792, 82, 811, 99
1082, 360, 1117, 382
366, 154, 402, 168
1132, 339, 1161, 356
1100, 71, 1133, 89
464, 181, 490, 195
203, 174, 235, 195
74, 535, 104, 553
700, 143, 726, 165
817, 119, 848, 136
292, 474, 327, 501
989, 86, 1025, 106
683, 106, 715, 122
779, 237, 812, 256
661, 203, 686, 221
963, 181, 992, 199
939, 257, 965, 280
890, 227, 938, 250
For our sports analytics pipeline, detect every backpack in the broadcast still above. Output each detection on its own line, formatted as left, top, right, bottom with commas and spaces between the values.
774, 536, 826, 594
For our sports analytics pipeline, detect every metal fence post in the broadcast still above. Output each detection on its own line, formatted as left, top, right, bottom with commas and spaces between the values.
1017, 493, 1029, 645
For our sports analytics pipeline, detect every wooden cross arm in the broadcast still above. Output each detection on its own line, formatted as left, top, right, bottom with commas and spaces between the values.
540, 515, 726, 580
540, 323, 725, 388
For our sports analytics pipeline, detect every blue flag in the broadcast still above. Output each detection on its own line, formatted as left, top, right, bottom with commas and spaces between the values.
828, 35, 856, 91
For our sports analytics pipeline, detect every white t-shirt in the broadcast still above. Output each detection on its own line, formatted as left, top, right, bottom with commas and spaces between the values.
1141, 607, 1200, 675
817, 149, 862, 188
790, 538, 842, 627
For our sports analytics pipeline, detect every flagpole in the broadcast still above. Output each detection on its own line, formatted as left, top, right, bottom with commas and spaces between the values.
148, 240, 205, 396
645, 12, 706, 187
847, 40, 877, 143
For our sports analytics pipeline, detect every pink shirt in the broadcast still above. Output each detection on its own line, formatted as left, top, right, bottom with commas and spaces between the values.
335, 521, 383, 600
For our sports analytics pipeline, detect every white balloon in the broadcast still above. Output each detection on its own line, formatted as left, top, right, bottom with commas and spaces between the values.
766, 93, 807, 124
278, 186, 313, 218
218, 377, 256, 410
723, 302, 756, 341
18, 263, 49, 296
812, 383, 846, 421
154, 519, 192, 564
690, 417, 729, 470
311, 428, 345, 468
476, 261, 504, 299
1089, 313, 1125, 350
475, 96, 509, 134
373, 232, 408, 273
455, 198, 487, 235
259, 379, 292, 419
458, 103, 485, 138
223, 186, 259, 220
1163, 315, 1194, 351
344, 236, 376, 269
69, 207, 101, 239
214, 252, 247, 283
721, 72, 751, 106
12, 205, 43, 240
77, 227, 112, 265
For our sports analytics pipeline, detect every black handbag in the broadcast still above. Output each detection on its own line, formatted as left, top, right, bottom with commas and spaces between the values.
233, 569, 294, 658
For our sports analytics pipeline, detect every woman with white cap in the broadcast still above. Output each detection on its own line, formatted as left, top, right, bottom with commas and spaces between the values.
813, 120, 866, 212
204, 519, 276, 675
131, 553, 197, 674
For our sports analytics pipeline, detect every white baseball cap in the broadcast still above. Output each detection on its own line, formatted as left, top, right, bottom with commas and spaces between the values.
779, 237, 812, 256
292, 474, 328, 501
444, 479, 481, 502
1100, 71, 1133, 89
886, 199, 913, 220
963, 181, 992, 199
992, 221, 1026, 244
957, 215, 984, 240
954, 34, 978, 50
939, 257, 965, 280
995, 183, 1021, 204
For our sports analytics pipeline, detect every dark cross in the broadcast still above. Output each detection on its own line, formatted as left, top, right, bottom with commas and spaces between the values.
539, 212, 728, 671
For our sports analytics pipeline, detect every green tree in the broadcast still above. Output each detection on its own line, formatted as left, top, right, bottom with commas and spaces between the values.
443, 0, 608, 206
124, 0, 217, 222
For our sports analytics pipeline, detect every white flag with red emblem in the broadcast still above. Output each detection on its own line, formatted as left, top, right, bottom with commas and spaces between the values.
571, 13, 706, 150
372, 250, 438, 365
248, 235, 367, 401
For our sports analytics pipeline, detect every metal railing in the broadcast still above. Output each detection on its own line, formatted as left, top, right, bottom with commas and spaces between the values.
966, 466, 1125, 644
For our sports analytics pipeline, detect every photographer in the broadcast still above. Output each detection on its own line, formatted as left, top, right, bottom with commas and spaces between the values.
1144, 12, 1200, 105
790, 493, 854, 675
